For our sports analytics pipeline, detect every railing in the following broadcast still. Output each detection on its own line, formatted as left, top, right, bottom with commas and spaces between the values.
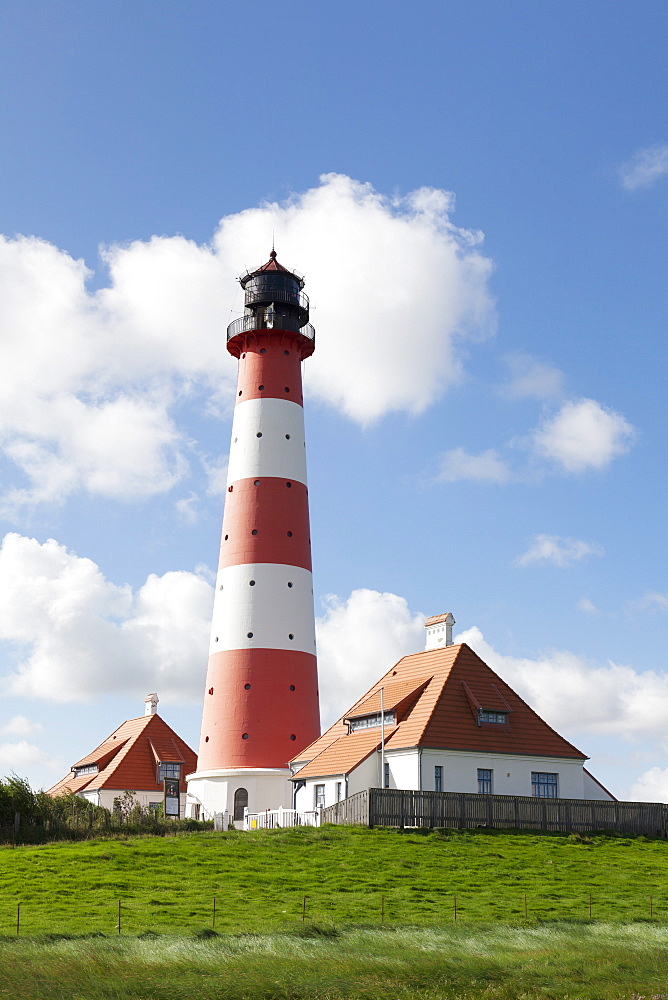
227, 314, 316, 342
243, 806, 320, 831
322, 788, 668, 837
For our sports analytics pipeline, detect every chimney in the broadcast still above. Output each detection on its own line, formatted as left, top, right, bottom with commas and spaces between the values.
424, 613, 455, 651
144, 692, 159, 716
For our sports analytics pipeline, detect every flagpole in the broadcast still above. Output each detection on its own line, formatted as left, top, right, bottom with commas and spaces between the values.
380, 686, 385, 789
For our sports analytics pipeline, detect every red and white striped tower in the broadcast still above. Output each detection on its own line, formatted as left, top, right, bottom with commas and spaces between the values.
186, 251, 321, 822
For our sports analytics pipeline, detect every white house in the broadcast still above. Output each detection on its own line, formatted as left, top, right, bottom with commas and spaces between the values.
47, 694, 197, 819
291, 615, 614, 810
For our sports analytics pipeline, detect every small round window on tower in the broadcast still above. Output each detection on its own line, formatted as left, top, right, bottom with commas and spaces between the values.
252, 529, 258, 536
286, 482, 292, 488
249, 580, 255, 586
260, 348, 266, 354
288, 633, 294, 640
256, 432, 262, 438
259, 385, 264, 391
224, 534, 228, 540
247, 632, 253, 638
284, 387, 290, 393
238, 390, 242, 396
287, 531, 293, 537
285, 434, 290, 439
228, 486, 233, 492
208, 687, 214, 695
290, 734, 296, 741
254, 479, 261, 485
205, 736, 209, 742
284, 350, 289, 356
244, 683, 251, 690
287, 582, 293, 588
289, 685, 295, 691
242, 733, 249, 740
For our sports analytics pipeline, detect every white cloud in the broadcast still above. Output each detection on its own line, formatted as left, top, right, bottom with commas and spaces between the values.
0, 740, 58, 776
1, 715, 44, 736
175, 492, 200, 525
620, 143, 668, 191
437, 447, 511, 483
630, 767, 668, 803
0, 533, 213, 703
637, 592, 668, 612
0, 175, 494, 509
515, 534, 604, 568
530, 398, 635, 473
577, 597, 598, 615
501, 354, 564, 401
458, 625, 668, 742
315, 588, 425, 726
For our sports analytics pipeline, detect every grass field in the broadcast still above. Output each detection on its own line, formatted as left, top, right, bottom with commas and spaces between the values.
2, 825, 668, 936
2, 924, 668, 999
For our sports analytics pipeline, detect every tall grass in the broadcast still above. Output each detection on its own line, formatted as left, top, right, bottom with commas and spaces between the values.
1, 924, 668, 999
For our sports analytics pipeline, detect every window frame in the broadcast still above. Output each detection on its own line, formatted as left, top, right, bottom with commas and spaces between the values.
531, 772, 558, 798
477, 768, 493, 794
314, 784, 326, 809
434, 765, 443, 792
157, 762, 182, 782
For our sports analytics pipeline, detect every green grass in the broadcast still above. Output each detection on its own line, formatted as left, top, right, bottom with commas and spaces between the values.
2, 924, 668, 999
1, 825, 667, 936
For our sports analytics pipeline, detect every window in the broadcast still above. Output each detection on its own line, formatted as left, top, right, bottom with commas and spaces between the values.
73, 764, 98, 777
478, 711, 507, 724
478, 768, 493, 794
335, 781, 342, 802
314, 784, 326, 809
233, 787, 248, 820
532, 772, 558, 798
384, 761, 390, 788
157, 762, 181, 782
434, 765, 443, 792
348, 711, 396, 733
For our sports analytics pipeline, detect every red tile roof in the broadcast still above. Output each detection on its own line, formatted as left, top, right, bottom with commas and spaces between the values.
424, 612, 454, 627
291, 643, 586, 780
47, 714, 197, 797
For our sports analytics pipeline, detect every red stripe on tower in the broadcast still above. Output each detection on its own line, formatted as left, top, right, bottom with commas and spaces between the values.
186, 251, 321, 824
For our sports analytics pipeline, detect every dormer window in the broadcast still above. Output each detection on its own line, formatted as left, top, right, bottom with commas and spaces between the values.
73, 764, 98, 777
348, 711, 396, 733
478, 710, 507, 724
157, 762, 182, 781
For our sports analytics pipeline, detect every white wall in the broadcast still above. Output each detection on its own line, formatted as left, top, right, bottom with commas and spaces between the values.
186, 768, 293, 822
583, 769, 615, 801
419, 749, 600, 799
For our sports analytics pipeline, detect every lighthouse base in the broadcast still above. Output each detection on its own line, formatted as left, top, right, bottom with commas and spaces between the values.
185, 767, 293, 825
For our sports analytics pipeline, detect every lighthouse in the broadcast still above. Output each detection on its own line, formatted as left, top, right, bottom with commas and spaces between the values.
186, 250, 321, 823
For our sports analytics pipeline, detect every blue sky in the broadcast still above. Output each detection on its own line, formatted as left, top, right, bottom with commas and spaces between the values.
1, 0, 667, 801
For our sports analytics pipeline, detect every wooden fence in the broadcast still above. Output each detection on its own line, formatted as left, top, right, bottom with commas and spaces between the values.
321, 788, 668, 837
